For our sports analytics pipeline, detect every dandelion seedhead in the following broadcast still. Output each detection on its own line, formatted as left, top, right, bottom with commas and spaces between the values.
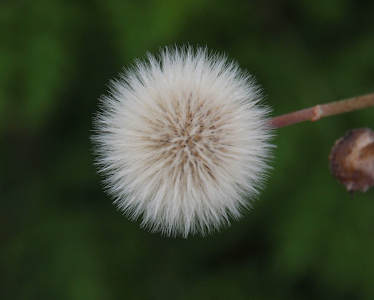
92, 46, 273, 237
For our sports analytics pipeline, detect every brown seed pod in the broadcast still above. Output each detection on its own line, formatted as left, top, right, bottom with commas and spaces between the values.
329, 128, 374, 194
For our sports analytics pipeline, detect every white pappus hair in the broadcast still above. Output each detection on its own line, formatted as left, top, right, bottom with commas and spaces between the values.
92, 46, 273, 237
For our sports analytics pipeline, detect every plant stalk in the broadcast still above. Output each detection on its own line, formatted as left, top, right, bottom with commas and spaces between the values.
270, 92, 374, 128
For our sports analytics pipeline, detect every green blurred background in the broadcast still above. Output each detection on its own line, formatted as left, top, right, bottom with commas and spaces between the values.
1, 0, 374, 299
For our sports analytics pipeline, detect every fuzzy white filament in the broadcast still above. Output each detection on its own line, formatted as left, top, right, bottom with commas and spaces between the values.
92, 46, 273, 237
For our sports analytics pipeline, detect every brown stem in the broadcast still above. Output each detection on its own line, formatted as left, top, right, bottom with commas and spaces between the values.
270, 92, 374, 128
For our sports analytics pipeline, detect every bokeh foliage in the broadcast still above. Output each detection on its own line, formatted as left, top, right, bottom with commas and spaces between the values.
1, 0, 374, 299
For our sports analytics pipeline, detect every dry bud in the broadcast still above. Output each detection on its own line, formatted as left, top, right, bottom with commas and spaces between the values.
329, 128, 374, 193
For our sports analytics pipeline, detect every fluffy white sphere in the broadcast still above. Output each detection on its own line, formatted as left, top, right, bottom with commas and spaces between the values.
92, 46, 273, 237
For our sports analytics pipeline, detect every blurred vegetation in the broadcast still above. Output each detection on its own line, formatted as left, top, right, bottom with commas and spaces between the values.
1, 0, 374, 299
